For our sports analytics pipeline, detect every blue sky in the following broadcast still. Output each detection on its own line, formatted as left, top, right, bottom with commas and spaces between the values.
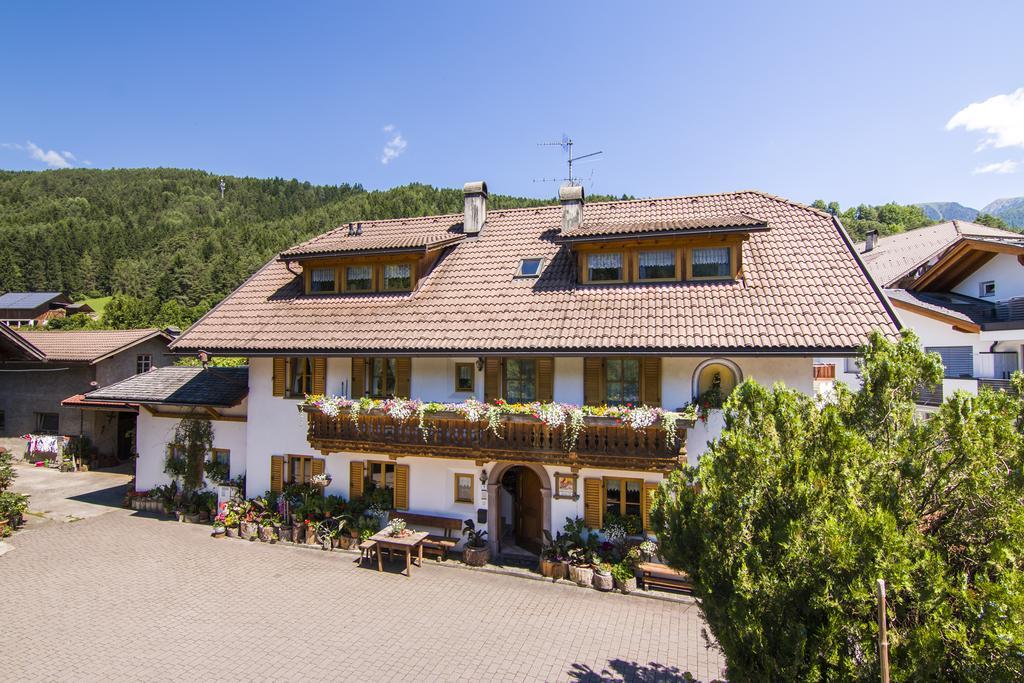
2, 1, 1023, 209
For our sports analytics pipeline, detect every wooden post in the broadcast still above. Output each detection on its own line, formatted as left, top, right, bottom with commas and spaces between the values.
877, 578, 890, 683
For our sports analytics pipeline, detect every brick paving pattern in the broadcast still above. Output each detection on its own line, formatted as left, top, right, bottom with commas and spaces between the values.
2, 506, 725, 682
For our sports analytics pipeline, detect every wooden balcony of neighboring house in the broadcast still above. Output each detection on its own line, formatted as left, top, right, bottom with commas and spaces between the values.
812, 363, 836, 380
301, 406, 695, 472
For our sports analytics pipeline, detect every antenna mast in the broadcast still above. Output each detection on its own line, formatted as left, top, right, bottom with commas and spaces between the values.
535, 134, 602, 186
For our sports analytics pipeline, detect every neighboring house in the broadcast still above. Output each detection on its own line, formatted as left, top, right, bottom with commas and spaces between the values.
0, 292, 94, 328
90, 183, 898, 556
0, 328, 173, 461
74, 366, 249, 488
840, 220, 1024, 405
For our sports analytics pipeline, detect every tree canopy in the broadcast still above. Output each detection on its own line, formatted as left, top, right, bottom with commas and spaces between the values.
811, 199, 936, 241
652, 330, 1024, 681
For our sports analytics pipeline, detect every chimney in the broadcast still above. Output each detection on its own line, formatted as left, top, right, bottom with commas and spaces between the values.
865, 229, 878, 252
463, 181, 488, 235
559, 184, 584, 232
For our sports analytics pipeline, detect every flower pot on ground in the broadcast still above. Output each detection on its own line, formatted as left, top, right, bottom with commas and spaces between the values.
612, 562, 637, 593
593, 565, 614, 592
305, 524, 318, 545
278, 524, 292, 542
176, 509, 186, 523
568, 564, 594, 588
539, 528, 571, 579
225, 525, 238, 538
186, 512, 201, 524
291, 525, 305, 543
461, 519, 490, 566
199, 510, 210, 524
539, 558, 568, 580
259, 524, 274, 542
212, 524, 225, 537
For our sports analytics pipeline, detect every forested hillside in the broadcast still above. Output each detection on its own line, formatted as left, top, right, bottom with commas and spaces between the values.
0, 169, 622, 329
811, 198, 1018, 241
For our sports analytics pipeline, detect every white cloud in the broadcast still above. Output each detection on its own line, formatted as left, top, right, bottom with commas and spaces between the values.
380, 125, 407, 165
971, 160, 1019, 175
946, 87, 1024, 150
1, 141, 76, 168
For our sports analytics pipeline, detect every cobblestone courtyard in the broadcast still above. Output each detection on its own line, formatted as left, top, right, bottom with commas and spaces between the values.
2, 470, 725, 682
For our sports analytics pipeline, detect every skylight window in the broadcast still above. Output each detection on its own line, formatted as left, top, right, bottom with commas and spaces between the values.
517, 258, 543, 278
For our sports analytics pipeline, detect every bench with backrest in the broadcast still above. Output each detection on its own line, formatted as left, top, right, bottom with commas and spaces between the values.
638, 562, 694, 593
387, 511, 464, 560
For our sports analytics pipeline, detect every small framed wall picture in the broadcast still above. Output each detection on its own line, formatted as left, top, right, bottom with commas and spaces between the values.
553, 472, 578, 500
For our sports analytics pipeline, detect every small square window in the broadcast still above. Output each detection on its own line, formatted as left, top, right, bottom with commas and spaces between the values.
383, 263, 412, 291
980, 281, 996, 298
638, 250, 676, 280
517, 258, 543, 278
346, 265, 373, 292
587, 252, 624, 282
136, 354, 153, 374
454, 473, 474, 504
310, 267, 336, 293
454, 362, 475, 392
35, 412, 59, 435
211, 448, 230, 465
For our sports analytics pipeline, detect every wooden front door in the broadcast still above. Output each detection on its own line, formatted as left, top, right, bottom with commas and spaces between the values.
514, 467, 543, 554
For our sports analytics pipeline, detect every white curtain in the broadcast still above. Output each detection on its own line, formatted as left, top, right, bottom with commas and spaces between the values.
311, 268, 335, 289
639, 250, 674, 267
588, 253, 622, 269
384, 264, 410, 279
692, 247, 729, 265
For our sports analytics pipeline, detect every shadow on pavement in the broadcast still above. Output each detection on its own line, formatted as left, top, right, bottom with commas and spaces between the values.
66, 483, 128, 509
567, 659, 723, 683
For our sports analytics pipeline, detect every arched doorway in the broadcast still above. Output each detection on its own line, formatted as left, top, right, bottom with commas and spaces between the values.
486, 462, 551, 558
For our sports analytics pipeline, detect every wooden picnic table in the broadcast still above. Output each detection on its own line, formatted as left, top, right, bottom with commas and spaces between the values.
369, 528, 430, 577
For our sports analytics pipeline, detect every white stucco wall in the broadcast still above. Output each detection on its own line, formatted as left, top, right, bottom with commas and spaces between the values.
134, 400, 248, 492
952, 253, 1024, 302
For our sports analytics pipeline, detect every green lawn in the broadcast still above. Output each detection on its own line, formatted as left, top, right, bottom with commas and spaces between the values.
79, 295, 111, 316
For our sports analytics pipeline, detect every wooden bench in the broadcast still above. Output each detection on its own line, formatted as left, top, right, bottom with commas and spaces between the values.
638, 562, 694, 593
358, 539, 377, 565
388, 512, 463, 561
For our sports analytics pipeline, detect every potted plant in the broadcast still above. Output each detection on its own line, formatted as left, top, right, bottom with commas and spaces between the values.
593, 562, 614, 591
258, 514, 275, 542
564, 517, 598, 587
539, 530, 570, 580
612, 561, 637, 593
461, 519, 489, 566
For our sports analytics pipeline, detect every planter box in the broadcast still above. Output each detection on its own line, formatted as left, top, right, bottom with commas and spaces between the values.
539, 559, 568, 580
593, 572, 613, 591
258, 525, 274, 542
463, 545, 490, 567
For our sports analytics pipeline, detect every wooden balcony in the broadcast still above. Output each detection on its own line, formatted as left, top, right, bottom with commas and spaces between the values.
303, 408, 693, 472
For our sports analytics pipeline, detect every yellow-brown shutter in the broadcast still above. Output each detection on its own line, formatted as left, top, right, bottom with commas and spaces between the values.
583, 477, 602, 529
394, 464, 410, 510
312, 357, 327, 395
536, 357, 554, 402
642, 357, 662, 407
349, 461, 364, 500
270, 455, 284, 493
351, 358, 365, 398
272, 357, 286, 397
484, 357, 501, 403
642, 481, 659, 532
395, 357, 411, 398
311, 457, 325, 478
583, 358, 603, 406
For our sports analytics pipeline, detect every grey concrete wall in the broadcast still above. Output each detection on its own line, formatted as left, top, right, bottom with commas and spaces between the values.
94, 337, 173, 388
0, 363, 96, 439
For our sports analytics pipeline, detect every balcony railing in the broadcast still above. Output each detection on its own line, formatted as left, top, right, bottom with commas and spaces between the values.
304, 408, 693, 472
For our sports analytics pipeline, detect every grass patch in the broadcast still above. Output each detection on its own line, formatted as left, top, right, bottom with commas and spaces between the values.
79, 295, 112, 316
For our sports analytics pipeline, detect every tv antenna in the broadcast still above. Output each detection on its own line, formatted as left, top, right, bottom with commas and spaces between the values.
534, 134, 602, 186
219, 179, 226, 200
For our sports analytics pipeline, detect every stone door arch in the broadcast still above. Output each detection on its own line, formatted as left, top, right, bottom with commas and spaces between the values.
486, 462, 552, 556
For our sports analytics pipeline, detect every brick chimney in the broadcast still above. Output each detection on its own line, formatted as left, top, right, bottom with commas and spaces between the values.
865, 229, 878, 252
463, 181, 488, 235
560, 184, 584, 232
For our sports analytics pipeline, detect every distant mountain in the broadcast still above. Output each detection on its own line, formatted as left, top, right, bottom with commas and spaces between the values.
981, 197, 1024, 228
915, 202, 979, 222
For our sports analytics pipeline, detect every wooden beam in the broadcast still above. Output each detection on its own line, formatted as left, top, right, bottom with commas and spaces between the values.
889, 298, 981, 333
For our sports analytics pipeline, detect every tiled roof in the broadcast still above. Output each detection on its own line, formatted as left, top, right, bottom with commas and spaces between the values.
885, 289, 982, 326
172, 190, 899, 354
16, 329, 168, 363
81, 366, 249, 406
559, 214, 767, 241
0, 324, 45, 360
0, 292, 64, 309
859, 220, 1024, 287
280, 219, 463, 258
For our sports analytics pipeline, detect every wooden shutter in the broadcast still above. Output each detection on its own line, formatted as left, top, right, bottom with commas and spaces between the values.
351, 358, 365, 398
395, 357, 412, 398
583, 477, 603, 529
536, 357, 554, 402
642, 357, 662, 407
349, 461, 364, 500
642, 481, 659, 532
311, 458, 325, 479
270, 455, 284, 493
272, 357, 286, 397
484, 358, 501, 403
312, 357, 327, 395
394, 464, 410, 510
583, 358, 603, 406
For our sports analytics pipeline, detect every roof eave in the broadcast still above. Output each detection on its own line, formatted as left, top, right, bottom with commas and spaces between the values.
557, 224, 769, 244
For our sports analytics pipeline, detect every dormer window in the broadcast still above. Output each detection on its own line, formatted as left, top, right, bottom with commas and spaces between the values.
637, 249, 677, 281
586, 252, 625, 283
345, 265, 373, 292
690, 247, 731, 279
309, 267, 336, 293
383, 263, 413, 291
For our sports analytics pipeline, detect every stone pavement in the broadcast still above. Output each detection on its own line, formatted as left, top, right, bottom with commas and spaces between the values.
2, 477, 726, 682
9, 462, 132, 528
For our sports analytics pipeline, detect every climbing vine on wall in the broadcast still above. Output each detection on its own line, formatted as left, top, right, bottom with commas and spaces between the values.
171, 417, 214, 492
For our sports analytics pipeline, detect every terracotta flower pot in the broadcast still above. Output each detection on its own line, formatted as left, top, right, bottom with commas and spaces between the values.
463, 545, 490, 567
593, 572, 613, 592
539, 559, 567, 580
569, 564, 594, 588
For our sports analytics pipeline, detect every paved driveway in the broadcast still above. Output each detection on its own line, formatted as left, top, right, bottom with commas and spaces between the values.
2, 473, 726, 682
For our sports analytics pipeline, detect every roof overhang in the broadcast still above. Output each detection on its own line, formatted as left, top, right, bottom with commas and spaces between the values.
88, 330, 173, 365
61, 394, 139, 412
889, 297, 981, 333
913, 238, 1024, 292
0, 325, 46, 361
558, 220, 769, 245
279, 235, 465, 261
166, 345, 871, 358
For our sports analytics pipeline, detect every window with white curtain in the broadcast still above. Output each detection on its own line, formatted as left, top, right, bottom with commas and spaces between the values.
383, 263, 412, 290
691, 247, 731, 278
587, 252, 624, 282
310, 267, 336, 292
638, 250, 676, 280
345, 265, 373, 291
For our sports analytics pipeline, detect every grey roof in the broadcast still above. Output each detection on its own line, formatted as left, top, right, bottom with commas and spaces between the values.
885, 289, 982, 325
0, 292, 64, 309
82, 366, 249, 407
